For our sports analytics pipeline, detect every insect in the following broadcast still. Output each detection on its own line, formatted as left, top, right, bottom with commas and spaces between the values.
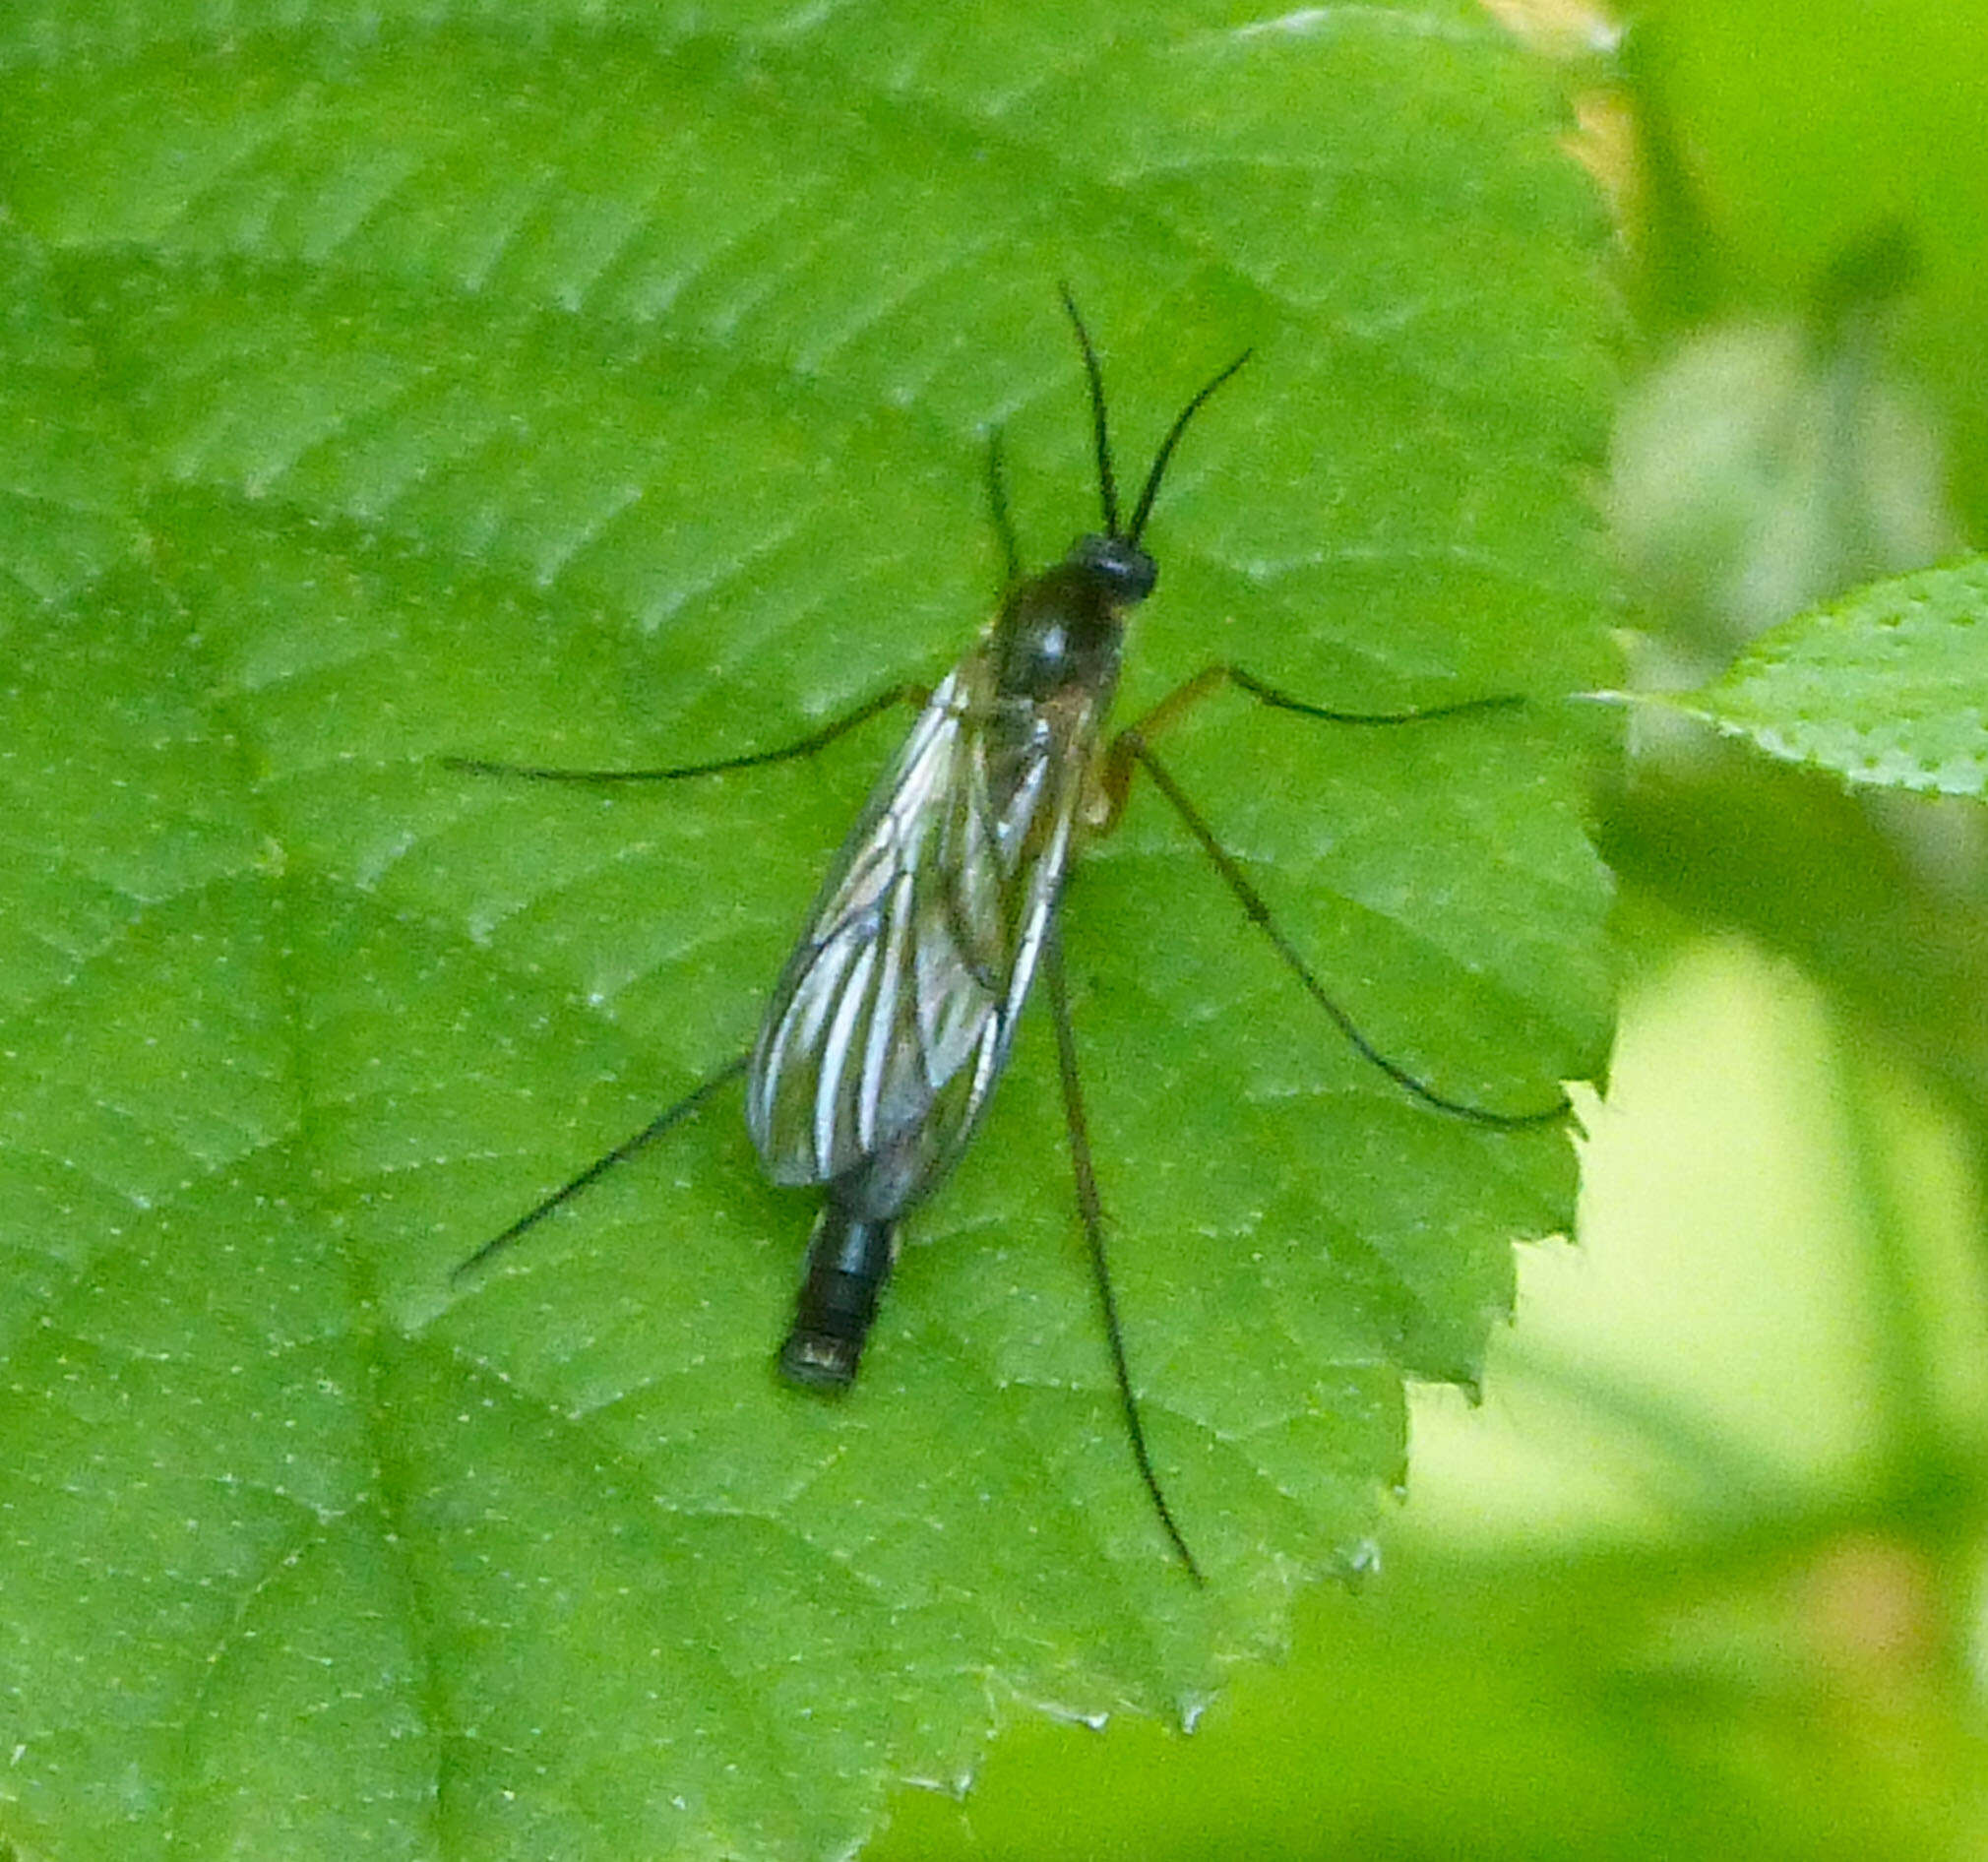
451, 292, 1569, 1582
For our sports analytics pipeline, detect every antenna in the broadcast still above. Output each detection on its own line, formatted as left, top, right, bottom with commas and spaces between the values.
1059, 284, 1121, 535
1056, 286, 1252, 545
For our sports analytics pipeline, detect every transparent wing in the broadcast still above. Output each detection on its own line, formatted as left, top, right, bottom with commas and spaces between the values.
746, 653, 1095, 1213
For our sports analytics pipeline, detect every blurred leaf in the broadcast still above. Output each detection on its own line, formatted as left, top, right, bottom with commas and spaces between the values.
878, 1539, 1973, 1862
1661, 557, 1988, 796
1607, 321, 1961, 654
1602, 752, 1988, 1135
1627, 0, 1988, 537
0, 3, 1616, 1857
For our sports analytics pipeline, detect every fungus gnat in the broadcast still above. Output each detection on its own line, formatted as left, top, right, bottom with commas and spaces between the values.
449, 292, 1568, 1582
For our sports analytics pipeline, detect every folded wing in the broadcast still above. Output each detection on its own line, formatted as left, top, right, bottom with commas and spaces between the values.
746, 654, 1091, 1215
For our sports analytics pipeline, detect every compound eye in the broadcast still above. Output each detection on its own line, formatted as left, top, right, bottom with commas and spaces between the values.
1112, 549, 1157, 602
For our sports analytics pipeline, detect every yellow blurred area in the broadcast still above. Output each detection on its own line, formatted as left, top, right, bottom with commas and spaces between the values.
1410, 932, 1988, 1548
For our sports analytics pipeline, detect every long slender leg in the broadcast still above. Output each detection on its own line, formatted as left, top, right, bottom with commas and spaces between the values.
1116, 734, 1569, 1129
453, 1051, 750, 1280
1100, 663, 1526, 825
1219, 666, 1523, 729
442, 683, 926, 784
1044, 924, 1205, 1583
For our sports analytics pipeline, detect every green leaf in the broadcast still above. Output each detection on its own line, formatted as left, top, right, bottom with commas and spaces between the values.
0, 4, 1617, 1857
1663, 557, 1988, 796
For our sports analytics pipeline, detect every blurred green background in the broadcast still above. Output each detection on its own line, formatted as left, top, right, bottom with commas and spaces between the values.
875, 0, 1988, 1852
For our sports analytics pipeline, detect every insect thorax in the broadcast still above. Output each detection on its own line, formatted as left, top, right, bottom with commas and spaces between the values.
993, 548, 1146, 704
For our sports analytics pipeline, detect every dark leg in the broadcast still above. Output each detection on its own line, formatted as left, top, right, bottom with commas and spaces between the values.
442, 683, 926, 784
777, 1201, 900, 1391
1217, 665, 1523, 728
453, 1052, 750, 1280
1044, 925, 1205, 1583
1115, 732, 1570, 1129
1100, 663, 1527, 823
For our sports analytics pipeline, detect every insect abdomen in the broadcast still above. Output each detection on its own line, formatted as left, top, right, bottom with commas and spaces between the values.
777, 1202, 901, 1389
